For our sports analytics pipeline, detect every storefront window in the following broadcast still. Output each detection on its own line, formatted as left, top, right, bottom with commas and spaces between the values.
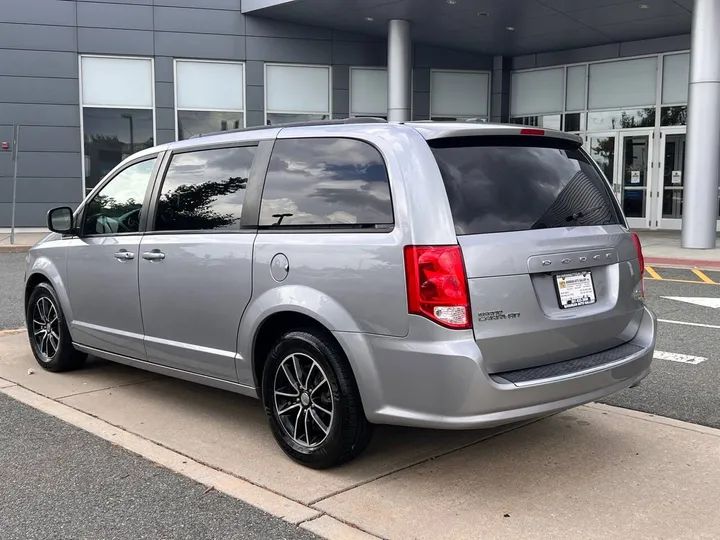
587, 108, 655, 131
509, 115, 561, 130
661, 106, 687, 127
564, 113, 586, 132
177, 111, 243, 139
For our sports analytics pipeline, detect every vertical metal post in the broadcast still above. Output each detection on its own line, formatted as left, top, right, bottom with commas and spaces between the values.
681, 0, 720, 248
387, 19, 412, 123
10, 124, 20, 245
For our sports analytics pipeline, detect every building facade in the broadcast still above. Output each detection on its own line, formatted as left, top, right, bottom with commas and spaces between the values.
1, 0, 717, 246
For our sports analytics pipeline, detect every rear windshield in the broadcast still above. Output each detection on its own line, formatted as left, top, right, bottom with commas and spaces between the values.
429, 136, 622, 235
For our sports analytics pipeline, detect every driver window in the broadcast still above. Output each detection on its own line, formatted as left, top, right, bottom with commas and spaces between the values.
82, 158, 157, 236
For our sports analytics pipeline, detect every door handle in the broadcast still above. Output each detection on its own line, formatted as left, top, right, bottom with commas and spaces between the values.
113, 250, 135, 261
142, 250, 166, 261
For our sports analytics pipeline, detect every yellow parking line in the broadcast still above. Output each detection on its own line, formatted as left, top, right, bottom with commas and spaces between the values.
645, 266, 663, 280
692, 269, 716, 284
644, 276, 717, 285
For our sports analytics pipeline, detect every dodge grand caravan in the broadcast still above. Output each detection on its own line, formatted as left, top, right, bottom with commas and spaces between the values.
25, 119, 656, 468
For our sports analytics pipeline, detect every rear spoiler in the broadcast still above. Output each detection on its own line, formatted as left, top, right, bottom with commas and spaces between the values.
407, 122, 583, 146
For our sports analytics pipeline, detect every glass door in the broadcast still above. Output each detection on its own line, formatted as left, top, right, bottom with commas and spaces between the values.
618, 131, 654, 229
586, 133, 619, 201
656, 128, 685, 230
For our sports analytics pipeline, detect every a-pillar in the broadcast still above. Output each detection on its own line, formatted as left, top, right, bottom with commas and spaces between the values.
387, 19, 412, 122
681, 0, 720, 248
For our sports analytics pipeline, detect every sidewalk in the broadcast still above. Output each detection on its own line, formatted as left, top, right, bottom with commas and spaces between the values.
2, 329, 720, 540
0, 231, 47, 253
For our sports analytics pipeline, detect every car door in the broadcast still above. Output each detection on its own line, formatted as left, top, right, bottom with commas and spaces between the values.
137, 143, 258, 381
65, 154, 160, 359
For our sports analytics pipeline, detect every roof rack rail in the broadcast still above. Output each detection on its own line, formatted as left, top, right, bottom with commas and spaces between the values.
189, 116, 388, 139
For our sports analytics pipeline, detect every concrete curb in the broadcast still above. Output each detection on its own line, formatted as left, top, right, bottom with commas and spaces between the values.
0, 245, 31, 253
645, 256, 720, 269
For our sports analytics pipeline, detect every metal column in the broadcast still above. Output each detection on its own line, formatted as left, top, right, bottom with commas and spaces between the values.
681, 0, 720, 248
387, 19, 412, 123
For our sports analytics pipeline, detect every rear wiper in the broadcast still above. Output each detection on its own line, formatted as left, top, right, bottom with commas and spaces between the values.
565, 205, 605, 222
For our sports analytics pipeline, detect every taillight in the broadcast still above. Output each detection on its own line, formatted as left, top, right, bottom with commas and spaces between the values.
403, 245, 471, 330
631, 232, 644, 274
520, 128, 545, 136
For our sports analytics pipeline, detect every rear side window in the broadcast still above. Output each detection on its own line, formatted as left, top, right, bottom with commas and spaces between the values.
154, 146, 256, 232
259, 138, 393, 229
430, 136, 622, 235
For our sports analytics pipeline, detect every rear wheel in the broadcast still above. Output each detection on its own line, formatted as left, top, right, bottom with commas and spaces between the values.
262, 330, 372, 469
26, 282, 86, 372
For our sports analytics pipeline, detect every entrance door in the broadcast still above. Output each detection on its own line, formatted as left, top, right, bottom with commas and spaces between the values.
617, 131, 653, 229
586, 133, 618, 198
656, 129, 686, 230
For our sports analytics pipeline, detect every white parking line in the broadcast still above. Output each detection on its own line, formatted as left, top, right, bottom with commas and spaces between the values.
658, 319, 720, 330
654, 351, 708, 365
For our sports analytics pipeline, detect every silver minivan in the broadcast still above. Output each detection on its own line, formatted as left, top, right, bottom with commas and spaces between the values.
25, 119, 656, 468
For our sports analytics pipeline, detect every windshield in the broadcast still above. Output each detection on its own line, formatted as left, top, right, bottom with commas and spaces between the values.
429, 135, 623, 235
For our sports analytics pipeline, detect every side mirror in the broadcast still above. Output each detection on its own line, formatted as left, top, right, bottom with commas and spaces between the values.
47, 207, 74, 234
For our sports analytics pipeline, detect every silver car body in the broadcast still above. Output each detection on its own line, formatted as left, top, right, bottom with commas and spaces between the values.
25, 121, 656, 429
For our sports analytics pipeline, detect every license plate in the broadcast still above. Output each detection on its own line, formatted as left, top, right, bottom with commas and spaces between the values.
555, 271, 596, 309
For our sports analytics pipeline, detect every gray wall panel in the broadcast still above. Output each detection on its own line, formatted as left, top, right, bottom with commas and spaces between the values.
415, 45, 493, 71
0, 104, 81, 127
78, 28, 155, 55
156, 128, 176, 145
333, 65, 349, 91
412, 90, 430, 121
619, 34, 691, 57
245, 60, 264, 86
0, 202, 81, 227
536, 43, 621, 67
0, 126, 81, 153
0, 77, 79, 106
245, 85, 265, 112
77, 2, 154, 31
3, 0, 77, 26
154, 7, 245, 35
332, 41, 386, 66
155, 107, 176, 132
77, 0, 152, 4
155, 56, 175, 83
246, 17, 331, 40
155, 32, 245, 60
1, 152, 81, 179
0, 24, 77, 52
512, 55, 537, 70
413, 69, 430, 93
154, 0, 241, 9
0, 50, 78, 78
332, 88, 349, 117
155, 82, 175, 109
245, 110, 264, 127
332, 30, 384, 43
0, 178, 82, 204
246, 37, 331, 64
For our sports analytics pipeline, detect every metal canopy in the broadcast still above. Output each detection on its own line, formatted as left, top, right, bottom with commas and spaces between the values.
242, 0, 693, 56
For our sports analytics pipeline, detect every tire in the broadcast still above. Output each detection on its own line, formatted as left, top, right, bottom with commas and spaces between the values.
262, 329, 373, 469
26, 282, 87, 373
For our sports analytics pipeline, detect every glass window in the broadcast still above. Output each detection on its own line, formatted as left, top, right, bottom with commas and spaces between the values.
429, 136, 621, 235
177, 111, 244, 140
154, 146, 256, 232
510, 68, 564, 116
588, 58, 657, 110
266, 113, 329, 126
83, 108, 155, 193
82, 158, 156, 236
431, 70, 489, 118
662, 53, 690, 105
266, 65, 330, 119
661, 106, 687, 126
509, 115, 562, 130
565, 65, 587, 112
350, 68, 388, 117
564, 113, 586, 132
81, 56, 153, 108
586, 108, 655, 131
259, 138, 393, 228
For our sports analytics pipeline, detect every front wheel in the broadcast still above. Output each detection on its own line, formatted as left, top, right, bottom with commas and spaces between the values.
262, 330, 372, 469
26, 282, 87, 372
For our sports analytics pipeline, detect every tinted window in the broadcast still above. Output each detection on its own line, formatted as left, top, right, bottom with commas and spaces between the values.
430, 136, 622, 235
82, 158, 156, 236
155, 146, 256, 232
259, 138, 393, 228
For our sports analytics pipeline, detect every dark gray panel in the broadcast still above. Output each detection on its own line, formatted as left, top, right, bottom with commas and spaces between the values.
0, 104, 81, 127
619, 34, 691, 57
155, 0, 241, 9
155, 82, 175, 109
245, 85, 265, 112
0, 178, 83, 204
0, 77, 79, 106
412, 91, 430, 119
535, 42, 620, 67
156, 129, 176, 145
333, 65, 349, 91
2, 0, 76, 26
77, 2, 153, 30
332, 88, 349, 116
0, 126, 81, 153
511, 55, 537, 70
155, 107, 175, 132
569, 0, 687, 27
246, 37, 332, 63
154, 7, 245, 35
155, 32, 246, 60
0, 50, 78, 78
77, 0, 152, 4
78, 28, 154, 56
245, 110, 265, 127
246, 16, 332, 39
413, 69, 430, 93
245, 60, 265, 86
414, 45, 493, 70
155, 56, 175, 83
0, 202, 81, 227
332, 30, 384, 43
539, 0, 643, 11
491, 96, 503, 119
1, 152, 82, 179
0, 23, 77, 52
332, 41, 386, 66
598, 14, 693, 43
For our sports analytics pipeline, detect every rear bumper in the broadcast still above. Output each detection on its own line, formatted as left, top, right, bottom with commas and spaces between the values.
334, 306, 656, 430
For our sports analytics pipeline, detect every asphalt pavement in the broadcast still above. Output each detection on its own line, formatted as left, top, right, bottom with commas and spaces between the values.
0, 252, 26, 330
0, 392, 318, 540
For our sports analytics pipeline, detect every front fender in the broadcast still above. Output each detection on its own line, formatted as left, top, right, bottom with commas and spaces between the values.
236, 284, 363, 386
26, 245, 74, 330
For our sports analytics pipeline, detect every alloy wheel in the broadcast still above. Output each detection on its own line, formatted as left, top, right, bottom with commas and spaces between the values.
32, 296, 60, 361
